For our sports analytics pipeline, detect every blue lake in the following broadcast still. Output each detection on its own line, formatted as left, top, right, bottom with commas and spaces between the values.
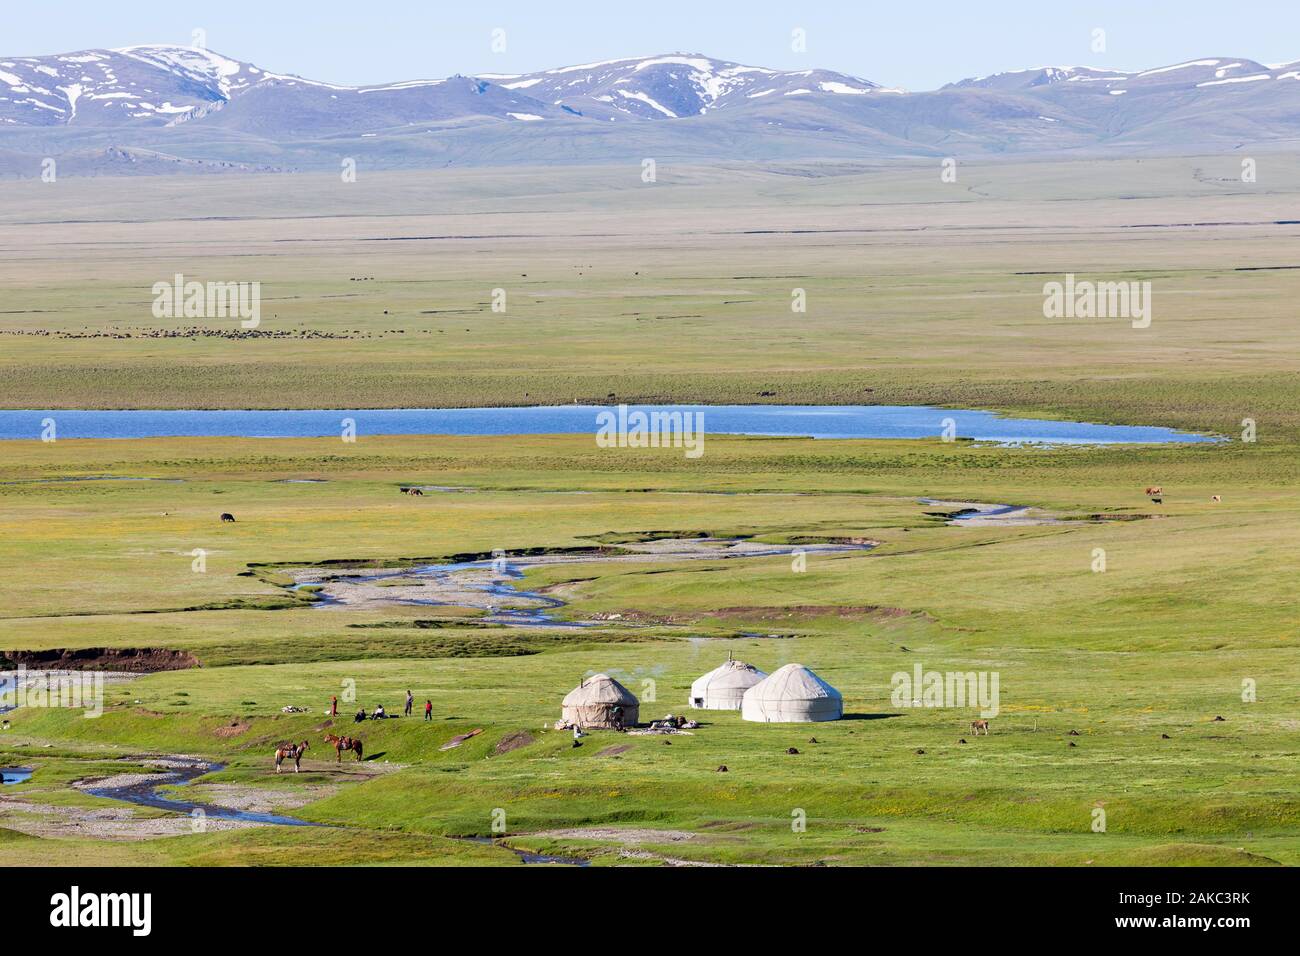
0, 406, 1218, 444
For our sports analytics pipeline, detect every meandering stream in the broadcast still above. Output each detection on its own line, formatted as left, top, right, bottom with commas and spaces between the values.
15, 499, 1059, 861
288, 537, 876, 624
78, 759, 586, 862
83, 758, 317, 827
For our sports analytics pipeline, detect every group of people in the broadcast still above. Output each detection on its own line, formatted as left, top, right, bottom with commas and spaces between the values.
648, 713, 700, 731
329, 690, 434, 724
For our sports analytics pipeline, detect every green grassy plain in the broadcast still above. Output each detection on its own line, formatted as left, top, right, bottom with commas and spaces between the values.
1, 156, 1298, 438
0, 157, 1297, 866
1, 432, 1296, 865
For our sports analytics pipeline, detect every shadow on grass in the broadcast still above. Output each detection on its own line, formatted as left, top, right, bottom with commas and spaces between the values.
842, 713, 905, 721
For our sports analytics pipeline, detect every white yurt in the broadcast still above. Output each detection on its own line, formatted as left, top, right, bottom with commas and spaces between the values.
741, 663, 843, 723
561, 673, 639, 729
689, 656, 767, 710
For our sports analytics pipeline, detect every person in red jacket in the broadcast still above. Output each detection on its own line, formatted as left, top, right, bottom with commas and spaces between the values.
424, 699, 433, 721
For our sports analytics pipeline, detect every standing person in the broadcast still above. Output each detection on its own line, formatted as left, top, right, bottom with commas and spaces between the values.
612, 704, 624, 732
424, 699, 433, 721
405, 690, 413, 717
330, 695, 338, 717
572, 725, 583, 748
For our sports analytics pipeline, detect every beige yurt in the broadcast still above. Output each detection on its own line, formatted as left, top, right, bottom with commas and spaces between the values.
561, 673, 639, 729
689, 656, 768, 710
741, 663, 842, 723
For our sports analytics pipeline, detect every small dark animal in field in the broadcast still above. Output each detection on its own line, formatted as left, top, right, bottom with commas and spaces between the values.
959, 738, 967, 744
1068, 741, 1077, 747
1214, 715, 1226, 722
1150, 497, 1162, 504
808, 737, 818, 744
970, 719, 990, 736
274, 740, 308, 773
1068, 729, 1080, 736
715, 765, 728, 773
1211, 495, 1221, 503
786, 747, 800, 755
400, 487, 424, 496
1145, 486, 1163, 497
220, 513, 235, 522
1161, 733, 1171, 739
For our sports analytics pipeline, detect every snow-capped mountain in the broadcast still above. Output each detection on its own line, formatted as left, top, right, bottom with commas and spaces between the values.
0, 47, 261, 127
0, 45, 565, 132
2, 46, 1300, 174
0, 47, 896, 131
946, 57, 1297, 93
478, 54, 899, 121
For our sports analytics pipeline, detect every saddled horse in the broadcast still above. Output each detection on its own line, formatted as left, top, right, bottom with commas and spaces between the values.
274, 740, 309, 773
324, 733, 364, 762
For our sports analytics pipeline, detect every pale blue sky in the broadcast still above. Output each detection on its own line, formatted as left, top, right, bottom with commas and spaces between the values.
11, 1, 1299, 90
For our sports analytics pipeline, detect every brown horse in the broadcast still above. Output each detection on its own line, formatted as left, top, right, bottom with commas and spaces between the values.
274, 740, 309, 773
969, 719, 991, 736
324, 733, 363, 762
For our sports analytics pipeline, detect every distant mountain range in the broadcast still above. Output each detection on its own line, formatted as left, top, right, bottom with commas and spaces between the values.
2, 46, 1298, 175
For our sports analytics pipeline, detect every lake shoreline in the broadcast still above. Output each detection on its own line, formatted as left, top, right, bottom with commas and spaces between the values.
0, 404, 1222, 444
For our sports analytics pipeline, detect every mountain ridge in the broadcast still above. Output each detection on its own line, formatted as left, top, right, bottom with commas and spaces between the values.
2, 46, 1298, 174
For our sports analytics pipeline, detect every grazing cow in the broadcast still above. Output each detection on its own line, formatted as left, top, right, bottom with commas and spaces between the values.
969, 719, 991, 736
400, 487, 424, 496
1151, 497, 1162, 504
220, 513, 236, 523
1145, 486, 1162, 497
1211, 495, 1221, 503
274, 740, 308, 773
